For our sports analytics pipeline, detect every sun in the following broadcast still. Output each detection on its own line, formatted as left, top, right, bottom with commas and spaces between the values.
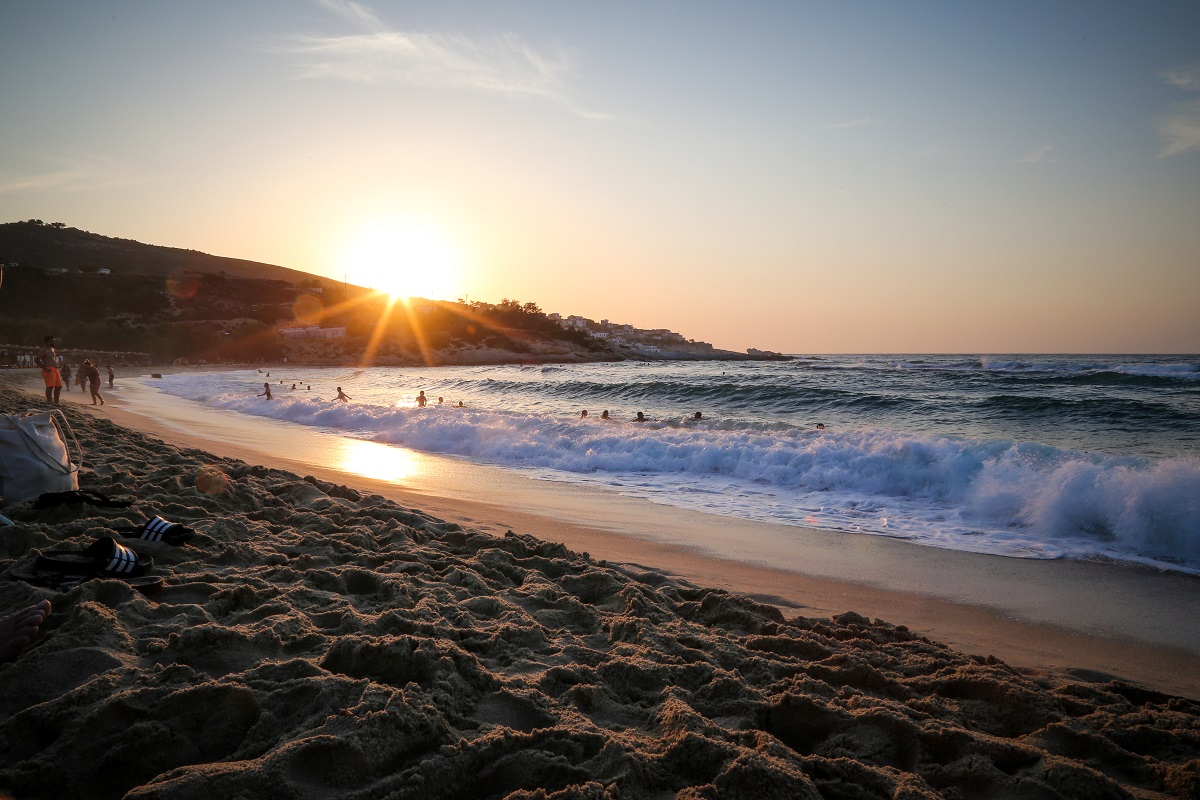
339, 218, 462, 300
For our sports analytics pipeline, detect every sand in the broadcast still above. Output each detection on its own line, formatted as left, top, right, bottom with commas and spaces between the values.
2, 379, 1199, 799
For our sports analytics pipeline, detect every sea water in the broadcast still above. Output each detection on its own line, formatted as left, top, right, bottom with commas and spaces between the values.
153, 355, 1200, 573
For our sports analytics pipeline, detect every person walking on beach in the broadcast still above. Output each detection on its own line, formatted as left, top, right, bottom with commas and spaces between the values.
417, 390, 427, 407
82, 359, 104, 405
258, 382, 272, 400
61, 364, 73, 392
35, 336, 62, 405
107, 365, 115, 388
334, 387, 352, 402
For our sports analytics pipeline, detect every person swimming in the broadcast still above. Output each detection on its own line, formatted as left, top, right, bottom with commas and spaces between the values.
335, 387, 352, 402
600, 410, 610, 420
417, 391, 427, 407
580, 410, 588, 419
634, 411, 646, 422
258, 382, 272, 400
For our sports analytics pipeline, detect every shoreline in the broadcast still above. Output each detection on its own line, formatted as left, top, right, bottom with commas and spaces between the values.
5, 367, 1198, 699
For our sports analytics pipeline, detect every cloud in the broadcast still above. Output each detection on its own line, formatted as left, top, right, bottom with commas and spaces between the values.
1012, 144, 1056, 163
1157, 62, 1200, 157
315, 0, 384, 32
826, 117, 899, 129
1160, 62, 1200, 92
0, 154, 143, 194
268, 2, 603, 118
1156, 99, 1200, 158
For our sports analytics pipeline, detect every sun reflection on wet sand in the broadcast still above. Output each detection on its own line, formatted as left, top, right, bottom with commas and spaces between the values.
328, 437, 423, 484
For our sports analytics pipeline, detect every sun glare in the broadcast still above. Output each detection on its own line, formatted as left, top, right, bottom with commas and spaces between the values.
339, 219, 462, 300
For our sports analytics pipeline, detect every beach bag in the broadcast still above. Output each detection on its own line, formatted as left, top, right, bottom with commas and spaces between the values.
0, 410, 81, 502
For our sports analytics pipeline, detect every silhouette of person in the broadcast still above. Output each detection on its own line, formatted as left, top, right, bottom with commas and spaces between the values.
600, 410, 610, 420
35, 336, 62, 405
580, 410, 588, 419
335, 387, 352, 402
417, 391, 427, 407
634, 412, 646, 422
258, 382, 272, 400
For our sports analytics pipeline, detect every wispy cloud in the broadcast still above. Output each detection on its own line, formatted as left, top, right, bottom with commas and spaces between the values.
1156, 100, 1200, 158
1160, 62, 1200, 92
826, 116, 899, 129
1157, 62, 1200, 158
269, 2, 604, 118
0, 154, 144, 194
1012, 144, 1056, 163
316, 0, 384, 33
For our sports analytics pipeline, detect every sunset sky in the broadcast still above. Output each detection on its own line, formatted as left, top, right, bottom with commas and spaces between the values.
2, 1, 1197, 353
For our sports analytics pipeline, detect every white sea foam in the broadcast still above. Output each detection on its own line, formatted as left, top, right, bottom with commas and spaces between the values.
156, 369, 1200, 573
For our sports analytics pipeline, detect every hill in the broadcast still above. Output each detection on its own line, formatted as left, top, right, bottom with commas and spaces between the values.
0, 221, 618, 366
0, 220, 313, 284
0, 220, 775, 366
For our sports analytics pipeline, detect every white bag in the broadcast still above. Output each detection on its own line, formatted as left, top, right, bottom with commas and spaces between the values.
0, 410, 82, 502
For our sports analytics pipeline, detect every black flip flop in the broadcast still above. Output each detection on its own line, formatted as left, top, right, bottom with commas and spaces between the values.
35, 537, 153, 578
115, 516, 195, 546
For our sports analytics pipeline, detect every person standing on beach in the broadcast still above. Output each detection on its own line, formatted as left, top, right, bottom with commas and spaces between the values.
258, 382, 272, 400
34, 336, 62, 405
82, 359, 104, 405
417, 390, 427, 407
107, 365, 115, 388
335, 387, 352, 402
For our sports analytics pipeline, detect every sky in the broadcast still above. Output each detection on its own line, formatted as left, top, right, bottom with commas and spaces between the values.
2, 1, 1198, 354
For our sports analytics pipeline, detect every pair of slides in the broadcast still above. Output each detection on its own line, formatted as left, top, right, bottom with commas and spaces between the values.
11, 516, 196, 594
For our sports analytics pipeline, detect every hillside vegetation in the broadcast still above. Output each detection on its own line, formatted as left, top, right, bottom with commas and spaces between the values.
0, 221, 617, 365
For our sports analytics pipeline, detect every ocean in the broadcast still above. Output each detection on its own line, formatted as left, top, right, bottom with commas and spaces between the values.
152, 355, 1200, 574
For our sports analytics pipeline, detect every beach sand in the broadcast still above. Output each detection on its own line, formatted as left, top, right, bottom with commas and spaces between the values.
2, 375, 1199, 799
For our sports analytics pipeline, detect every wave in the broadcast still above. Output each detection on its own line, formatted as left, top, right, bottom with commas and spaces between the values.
797, 357, 1200, 381
162, 380, 1200, 572
976, 394, 1196, 424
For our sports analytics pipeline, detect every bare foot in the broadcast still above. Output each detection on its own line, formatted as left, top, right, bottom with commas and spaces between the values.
0, 600, 51, 663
